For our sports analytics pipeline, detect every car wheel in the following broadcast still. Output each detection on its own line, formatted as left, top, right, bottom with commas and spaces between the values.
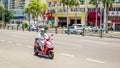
73, 31, 77, 34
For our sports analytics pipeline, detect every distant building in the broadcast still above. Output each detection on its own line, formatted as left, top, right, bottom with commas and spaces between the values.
46, 0, 120, 31
9, 0, 26, 24
0, 1, 4, 8
0, 0, 26, 24
0, 0, 8, 9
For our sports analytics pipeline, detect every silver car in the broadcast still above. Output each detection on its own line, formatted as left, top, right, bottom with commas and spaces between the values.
64, 24, 84, 34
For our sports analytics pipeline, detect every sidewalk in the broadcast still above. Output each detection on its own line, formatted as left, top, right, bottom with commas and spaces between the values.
1, 28, 120, 39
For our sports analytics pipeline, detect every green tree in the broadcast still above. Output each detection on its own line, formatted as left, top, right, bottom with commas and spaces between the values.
61, 0, 83, 34
22, 22, 28, 28
0, 21, 3, 28
61, 0, 71, 34
25, 6, 31, 26
102, 0, 115, 33
26, 0, 48, 25
0, 6, 4, 21
0, 6, 13, 24
70, 0, 83, 24
4, 9, 13, 23
22, 22, 28, 31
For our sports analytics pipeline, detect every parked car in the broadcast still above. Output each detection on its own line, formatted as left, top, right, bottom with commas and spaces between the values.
91, 27, 99, 32
64, 24, 85, 34
28, 25, 37, 31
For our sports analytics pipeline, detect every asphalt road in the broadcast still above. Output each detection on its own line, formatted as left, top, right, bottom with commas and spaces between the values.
0, 29, 120, 68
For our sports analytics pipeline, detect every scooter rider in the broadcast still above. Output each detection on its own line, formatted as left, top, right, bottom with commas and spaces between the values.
38, 28, 48, 51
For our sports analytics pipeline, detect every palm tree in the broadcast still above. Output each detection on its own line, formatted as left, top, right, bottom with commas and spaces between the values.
40, 1, 48, 16
39, 1, 48, 23
29, 0, 42, 24
102, 0, 115, 33
0, 6, 4, 28
26, 0, 48, 26
61, 0, 71, 34
70, 0, 83, 24
25, 6, 31, 26
25, 6, 31, 31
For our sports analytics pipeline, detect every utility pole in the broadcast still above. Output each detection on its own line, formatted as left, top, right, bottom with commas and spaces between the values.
74, 0, 77, 24
67, 0, 69, 35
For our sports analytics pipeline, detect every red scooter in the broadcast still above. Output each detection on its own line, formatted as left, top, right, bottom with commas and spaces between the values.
34, 35, 54, 59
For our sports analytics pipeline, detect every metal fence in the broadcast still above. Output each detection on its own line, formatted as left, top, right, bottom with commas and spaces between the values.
2, 26, 120, 39
47, 28, 120, 39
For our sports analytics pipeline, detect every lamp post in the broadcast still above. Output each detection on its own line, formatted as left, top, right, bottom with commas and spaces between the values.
1, 0, 5, 29
100, 2, 103, 38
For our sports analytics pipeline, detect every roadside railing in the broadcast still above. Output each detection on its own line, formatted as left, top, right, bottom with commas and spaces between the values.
2, 25, 120, 39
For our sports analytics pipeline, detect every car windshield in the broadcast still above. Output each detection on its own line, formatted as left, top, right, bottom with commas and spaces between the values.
76, 25, 85, 28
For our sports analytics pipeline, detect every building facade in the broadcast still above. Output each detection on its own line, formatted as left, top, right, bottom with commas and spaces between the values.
0, 0, 26, 24
9, 0, 26, 24
0, 0, 8, 9
0, 1, 4, 8
46, 0, 120, 31
46, 0, 87, 27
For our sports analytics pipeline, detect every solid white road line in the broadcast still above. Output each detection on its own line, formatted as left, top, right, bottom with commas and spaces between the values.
86, 58, 105, 64
54, 41, 82, 47
26, 46, 33, 48
61, 53, 74, 58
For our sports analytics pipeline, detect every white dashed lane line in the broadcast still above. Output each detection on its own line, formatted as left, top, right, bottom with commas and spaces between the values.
86, 58, 105, 64
0, 40, 5, 42
15, 43, 23, 46
54, 41, 82, 47
26, 46, 33, 48
61, 53, 74, 58
8, 41, 13, 43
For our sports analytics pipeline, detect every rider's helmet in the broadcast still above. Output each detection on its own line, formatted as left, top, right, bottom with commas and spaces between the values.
40, 28, 45, 35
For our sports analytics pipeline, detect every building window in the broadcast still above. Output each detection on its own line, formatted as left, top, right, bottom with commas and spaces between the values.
60, 2, 62, 6
48, 2, 51, 7
53, 1, 57, 7
80, 8, 85, 12
80, 0, 85, 5
116, 8, 120, 11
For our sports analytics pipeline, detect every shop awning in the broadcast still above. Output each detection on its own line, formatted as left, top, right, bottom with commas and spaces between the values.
88, 12, 101, 25
112, 20, 120, 24
89, 12, 101, 18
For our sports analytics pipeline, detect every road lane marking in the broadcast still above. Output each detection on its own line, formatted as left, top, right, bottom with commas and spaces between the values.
1, 40, 5, 42
26, 46, 33, 48
8, 41, 12, 43
54, 41, 82, 47
61, 53, 74, 58
86, 58, 105, 63
16, 43, 23, 46
13, 35, 26, 39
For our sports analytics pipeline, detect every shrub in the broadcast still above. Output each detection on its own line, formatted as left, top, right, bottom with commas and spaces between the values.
22, 22, 28, 28
0, 21, 3, 28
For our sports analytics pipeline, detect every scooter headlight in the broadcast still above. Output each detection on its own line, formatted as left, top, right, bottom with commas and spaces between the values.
47, 42, 54, 48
